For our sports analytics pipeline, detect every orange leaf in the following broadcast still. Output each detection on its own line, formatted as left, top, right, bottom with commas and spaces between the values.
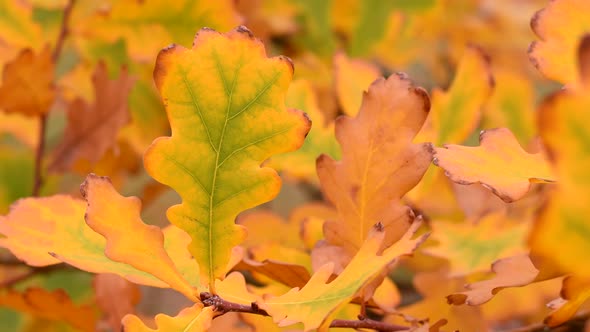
0, 288, 97, 332
0, 195, 169, 287
81, 174, 198, 300
447, 254, 539, 306
94, 273, 141, 332
434, 128, 555, 202
333, 52, 381, 116
0, 47, 55, 117
317, 73, 432, 258
529, 0, 590, 84
123, 304, 214, 332
49, 63, 134, 171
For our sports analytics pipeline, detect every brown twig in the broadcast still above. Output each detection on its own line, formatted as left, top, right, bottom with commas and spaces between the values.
32, 0, 76, 196
200, 292, 411, 331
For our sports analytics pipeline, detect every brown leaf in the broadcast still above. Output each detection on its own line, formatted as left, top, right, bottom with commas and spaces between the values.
94, 273, 141, 332
0, 47, 55, 117
49, 63, 134, 171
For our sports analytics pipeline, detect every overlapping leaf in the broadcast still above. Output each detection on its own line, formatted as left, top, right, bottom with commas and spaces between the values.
545, 277, 590, 326
145, 26, 311, 288
81, 174, 199, 300
434, 127, 555, 202
260, 221, 427, 331
333, 52, 381, 116
317, 73, 432, 258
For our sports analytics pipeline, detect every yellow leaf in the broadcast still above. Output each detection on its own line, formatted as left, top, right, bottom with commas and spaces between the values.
0, 195, 191, 289
0, 1, 42, 49
433, 128, 555, 202
123, 304, 214, 332
216, 272, 259, 305
447, 254, 539, 306
317, 73, 432, 258
423, 212, 529, 276
333, 52, 381, 116
81, 174, 198, 300
529, 0, 590, 83
145, 26, 311, 288
0, 47, 55, 117
260, 221, 427, 331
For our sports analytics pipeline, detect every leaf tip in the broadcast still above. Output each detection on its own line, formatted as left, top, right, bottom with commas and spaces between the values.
235, 25, 255, 38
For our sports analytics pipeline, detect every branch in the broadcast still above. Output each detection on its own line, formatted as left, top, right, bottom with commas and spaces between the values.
200, 292, 411, 331
32, 0, 76, 196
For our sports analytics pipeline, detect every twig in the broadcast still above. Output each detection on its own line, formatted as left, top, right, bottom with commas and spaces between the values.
200, 292, 411, 331
32, 0, 76, 196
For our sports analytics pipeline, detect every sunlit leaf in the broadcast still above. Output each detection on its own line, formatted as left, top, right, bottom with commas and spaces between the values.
434, 128, 555, 202
317, 73, 432, 258
145, 26, 311, 288
260, 221, 427, 331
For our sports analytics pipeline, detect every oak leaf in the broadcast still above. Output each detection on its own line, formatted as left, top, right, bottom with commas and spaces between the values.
50, 62, 134, 172
259, 221, 427, 331
0, 47, 55, 117
0, 195, 193, 289
447, 254, 539, 306
0, 288, 97, 332
434, 127, 555, 202
81, 174, 199, 300
122, 304, 214, 332
317, 73, 432, 258
145, 26, 310, 288
529, 0, 590, 83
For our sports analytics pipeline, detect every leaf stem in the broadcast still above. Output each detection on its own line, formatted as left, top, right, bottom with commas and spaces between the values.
200, 292, 411, 331
32, 0, 76, 196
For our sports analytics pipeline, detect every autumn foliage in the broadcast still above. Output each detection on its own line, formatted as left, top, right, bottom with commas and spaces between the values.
1, 1, 590, 331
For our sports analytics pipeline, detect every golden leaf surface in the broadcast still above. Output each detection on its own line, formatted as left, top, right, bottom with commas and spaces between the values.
123, 304, 214, 332
317, 73, 432, 257
145, 26, 311, 288
434, 128, 555, 202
